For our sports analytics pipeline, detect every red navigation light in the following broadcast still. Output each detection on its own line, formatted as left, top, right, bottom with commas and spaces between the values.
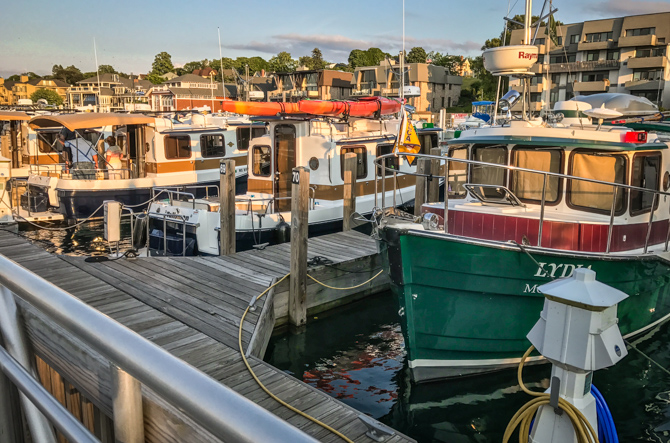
621, 131, 647, 143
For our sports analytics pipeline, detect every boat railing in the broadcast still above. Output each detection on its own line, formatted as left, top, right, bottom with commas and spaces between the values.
234, 191, 316, 216
146, 211, 190, 257
27, 163, 136, 180
374, 152, 670, 254
150, 185, 220, 210
0, 254, 317, 443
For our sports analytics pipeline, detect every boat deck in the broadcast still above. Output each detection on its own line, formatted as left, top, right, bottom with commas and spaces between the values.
0, 228, 404, 442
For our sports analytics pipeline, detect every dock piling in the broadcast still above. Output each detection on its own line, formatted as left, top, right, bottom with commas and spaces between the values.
414, 158, 429, 216
111, 366, 144, 443
219, 159, 236, 256
428, 147, 441, 203
343, 152, 357, 231
289, 167, 310, 327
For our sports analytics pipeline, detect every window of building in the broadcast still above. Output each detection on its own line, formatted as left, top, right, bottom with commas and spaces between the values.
631, 90, 661, 102
471, 144, 507, 188
376, 143, 398, 177
556, 36, 563, 46
625, 27, 655, 37
582, 72, 607, 82
635, 47, 666, 58
535, 38, 546, 45
586, 50, 600, 61
236, 126, 265, 151
658, 38, 666, 44
448, 145, 468, 198
630, 153, 660, 215
200, 134, 225, 158
511, 147, 563, 203
530, 93, 542, 102
531, 76, 542, 85
568, 54, 576, 62
570, 34, 580, 44
252, 146, 271, 177
606, 49, 620, 60
568, 73, 577, 84
340, 146, 367, 180
568, 151, 626, 214
585, 31, 613, 42
164, 136, 191, 159
537, 54, 545, 64
632, 70, 663, 81
550, 91, 560, 102
551, 74, 561, 85
550, 54, 575, 64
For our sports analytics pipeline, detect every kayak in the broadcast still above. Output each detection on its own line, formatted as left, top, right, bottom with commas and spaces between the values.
299, 97, 402, 117
220, 101, 301, 115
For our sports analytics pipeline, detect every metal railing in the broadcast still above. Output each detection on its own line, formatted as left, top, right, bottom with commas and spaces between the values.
151, 185, 220, 210
28, 163, 136, 180
374, 152, 670, 254
0, 255, 318, 443
549, 59, 620, 73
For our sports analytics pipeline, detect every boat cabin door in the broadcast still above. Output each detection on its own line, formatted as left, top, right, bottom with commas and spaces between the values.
274, 124, 296, 212
125, 125, 145, 178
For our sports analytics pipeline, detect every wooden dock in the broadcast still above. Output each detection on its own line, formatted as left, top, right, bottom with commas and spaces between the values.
0, 228, 405, 442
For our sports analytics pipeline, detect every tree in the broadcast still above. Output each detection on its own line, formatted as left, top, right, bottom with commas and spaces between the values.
268, 52, 297, 73
182, 60, 205, 74
146, 73, 165, 85
347, 48, 390, 69
30, 89, 63, 106
310, 48, 327, 70
98, 64, 116, 74
406, 47, 428, 64
52, 65, 83, 84
151, 52, 174, 76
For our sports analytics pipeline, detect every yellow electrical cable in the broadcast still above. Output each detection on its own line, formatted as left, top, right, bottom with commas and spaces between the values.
238, 273, 355, 443
307, 269, 384, 290
502, 345, 599, 443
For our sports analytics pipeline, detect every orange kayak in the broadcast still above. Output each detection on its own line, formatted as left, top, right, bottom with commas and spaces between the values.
221, 101, 301, 115
299, 97, 402, 117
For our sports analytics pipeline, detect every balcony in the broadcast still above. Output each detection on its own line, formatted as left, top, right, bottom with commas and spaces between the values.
573, 80, 610, 92
350, 88, 372, 97
627, 56, 667, 69
381, 87, 400, 96
549, 59, 620, 73
530, 64, 545, 74
577, 40, 613, 51
511, 101, 543, 112
618, 34, 656, 47
625, 79, 664, 91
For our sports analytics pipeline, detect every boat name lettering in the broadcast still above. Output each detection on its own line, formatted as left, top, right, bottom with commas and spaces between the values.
518, 51, 538, 61
524, 284, 541, 293
533, 262, 592, 278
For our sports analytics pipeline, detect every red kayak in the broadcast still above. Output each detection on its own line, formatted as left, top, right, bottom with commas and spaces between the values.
221, 101, 301, 115
299, 97, 402, 117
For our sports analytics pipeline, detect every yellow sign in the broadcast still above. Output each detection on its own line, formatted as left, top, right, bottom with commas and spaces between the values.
394, 109, 421, 164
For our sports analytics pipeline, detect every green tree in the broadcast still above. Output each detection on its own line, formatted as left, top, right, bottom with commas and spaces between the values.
268, 52, 297, 73
347, 48, 389, 69
52, 65, 83, 84
182, 60, 205, 74
30, 89, 63, 106
310, 48, 327, 70
151, 52, 174, 76
98, 64, 116, 74
406, 47, 428, 64
146, 73, 165, 85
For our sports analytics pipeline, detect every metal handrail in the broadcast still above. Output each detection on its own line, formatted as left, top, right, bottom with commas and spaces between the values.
0, 255, 318, 443
146, 211, 189, 257
375, 152, 670, 253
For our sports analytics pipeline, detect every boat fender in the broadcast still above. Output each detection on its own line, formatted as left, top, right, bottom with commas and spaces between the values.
274, 216, 290, 244
132, 213, 148, 250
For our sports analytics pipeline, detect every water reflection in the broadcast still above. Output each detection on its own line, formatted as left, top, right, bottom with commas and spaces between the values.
266, 292, 670, 443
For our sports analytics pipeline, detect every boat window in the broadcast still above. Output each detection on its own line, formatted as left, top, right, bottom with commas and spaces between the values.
568, 151, 626, 214
236, 126, 266, 151
376, 143, 398, 177
116, 135, 126, 155
511, 147, 562, 204
340, 146, 367, 180
200, 134, 225, 158
252, 145, 271, 177
471, 144, 507, 187
164, 135, 191, 160
630, 152, 661, 216
447, 145, 468, 199
37, 132, 58, 153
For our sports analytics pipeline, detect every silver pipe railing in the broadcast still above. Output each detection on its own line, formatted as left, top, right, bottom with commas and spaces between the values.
146, 211, 188, 257
375, 152, 670, 253
0, 255, 318, 443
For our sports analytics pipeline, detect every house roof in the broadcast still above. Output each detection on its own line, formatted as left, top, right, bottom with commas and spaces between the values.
192, 67, 218, 77
165, 73, 214, 84
28, 78, 70, 87
77, 73, 132, 87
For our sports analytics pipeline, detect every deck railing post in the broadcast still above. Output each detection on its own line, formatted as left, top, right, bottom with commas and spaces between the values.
538, 173, 547, 247
393, 171, 397, 209
111, 365, 144, 443
219, 159, 236, 256
290, 167, 310, 328
343, 152, 357, 231
374, 163, 378, 209
443, 159, 449, 234
644, 192, 658, 254
606, 186, 618, 254
428, 148, 441, 203
381, 162, 386, 209
0, 287, 57, 443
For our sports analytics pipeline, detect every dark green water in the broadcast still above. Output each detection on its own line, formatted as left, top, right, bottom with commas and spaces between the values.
265, 292, 670, 442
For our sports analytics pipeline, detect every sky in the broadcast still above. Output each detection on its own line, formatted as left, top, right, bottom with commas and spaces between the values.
2, 0, 670, 79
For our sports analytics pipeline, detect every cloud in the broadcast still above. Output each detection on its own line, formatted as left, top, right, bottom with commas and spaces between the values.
584, 0, 670, 16
224, 33, 482, 63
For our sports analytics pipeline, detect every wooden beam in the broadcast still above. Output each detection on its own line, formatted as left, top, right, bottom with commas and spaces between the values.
289, 167, 309, 327
219, 159, 236, 256
428, 147, 441, 203
342, 152, 357, 231
414, 158, 429, 216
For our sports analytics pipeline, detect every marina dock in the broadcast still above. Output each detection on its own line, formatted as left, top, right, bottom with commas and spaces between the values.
0, 228, 402, 442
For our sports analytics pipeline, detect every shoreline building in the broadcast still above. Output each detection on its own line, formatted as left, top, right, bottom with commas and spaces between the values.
268, 69, 353, 102
509, 12, 670, 111
67, 74, 152, 111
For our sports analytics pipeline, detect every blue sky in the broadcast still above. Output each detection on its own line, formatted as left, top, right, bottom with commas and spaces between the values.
1, 0, 669, 78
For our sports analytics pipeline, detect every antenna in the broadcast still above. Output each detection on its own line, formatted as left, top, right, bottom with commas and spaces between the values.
218, 27, 226, 102
400, 0, 405, 105
94, 38, 101, 112
493, 0, 513, 125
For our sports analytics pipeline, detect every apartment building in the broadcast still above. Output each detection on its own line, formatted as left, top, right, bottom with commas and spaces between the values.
2, 76, 70, 105
509, 12, 670, 111
268, 69, 353, 102
350, 60, 462, 121
67, 74, 152, 111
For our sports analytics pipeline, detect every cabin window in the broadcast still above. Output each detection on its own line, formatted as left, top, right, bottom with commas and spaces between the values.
200, 134, 225, 158
376, 143, 398, 177
164, 136, 191, 160
630, 152, 661, 216
511, 147, 563, 204
237, 127, 266, 151
37, 132, 58, 153
569, 151, 626, 214
471, 144, 507, 187
252, 145, 271, 177
447, 145, 468, 198
340, 146, 367, 180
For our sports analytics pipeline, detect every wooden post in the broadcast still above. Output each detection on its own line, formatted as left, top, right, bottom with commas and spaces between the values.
428, 147, 441, 203
0, 135, 9, 161
219, 159, 235, 256
111, 366, 144, 443
414, 158, 429, 216
10, 122, 18, 168
342, 152, 357, 231
289, 167, 309, 327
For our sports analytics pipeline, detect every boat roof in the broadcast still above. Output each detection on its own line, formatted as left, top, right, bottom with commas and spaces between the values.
472, 101, 495, 106
450, 134, 666, 151
29, 113, 155, 131
0, 111, 30, 121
